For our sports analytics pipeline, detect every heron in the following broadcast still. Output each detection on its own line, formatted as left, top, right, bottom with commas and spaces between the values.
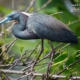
0, 11, 78, 43
0, 11, 78, 73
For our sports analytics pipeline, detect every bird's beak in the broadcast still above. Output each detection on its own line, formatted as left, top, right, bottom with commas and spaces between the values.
0, 17, 11, 24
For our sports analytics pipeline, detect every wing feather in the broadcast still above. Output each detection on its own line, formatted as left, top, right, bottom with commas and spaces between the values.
27, 13, 78, 44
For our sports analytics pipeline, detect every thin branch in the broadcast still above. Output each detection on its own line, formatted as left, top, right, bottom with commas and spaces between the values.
67, 20, 80, 26
54, 42, 63, 49
50, 11, 63, 16
0, 69, 80, 79
25, 0, 35, 12
31, 39, 44, 71
36, 0, 52, 12
0, 62, 31, 67
22, 42, 41, 71
25, 41, 41, 61
0, 70, 11, 80
0, 23, 14, 38
16, 75, 29, 80
9, 50, 28, 70
0, 38, 17, 64
57, 58, 80, 75
11, 0, 15, 10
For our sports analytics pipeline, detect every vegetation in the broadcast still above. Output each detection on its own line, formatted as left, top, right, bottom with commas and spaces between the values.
0, 0, 80, 80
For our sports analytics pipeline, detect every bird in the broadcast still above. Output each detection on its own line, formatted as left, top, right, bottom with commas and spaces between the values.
0, 11, 78, 44
0, 11, 78, 73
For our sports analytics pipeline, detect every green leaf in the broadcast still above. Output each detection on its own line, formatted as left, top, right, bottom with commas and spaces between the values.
20, 45, 24, 52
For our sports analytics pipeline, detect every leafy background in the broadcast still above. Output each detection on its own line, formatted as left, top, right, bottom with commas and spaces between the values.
0, 0, 80, 79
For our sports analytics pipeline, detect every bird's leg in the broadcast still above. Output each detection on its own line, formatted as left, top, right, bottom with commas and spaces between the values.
31, 39, 44, 70
46, 41, 55, 78
34, 39, 44, 62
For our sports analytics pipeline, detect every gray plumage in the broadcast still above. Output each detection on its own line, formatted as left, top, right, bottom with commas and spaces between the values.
0, 12, 78, 44
27, 13, 78, 44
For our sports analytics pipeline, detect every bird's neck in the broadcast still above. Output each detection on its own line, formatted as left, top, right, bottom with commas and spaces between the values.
12, 14, 28, 39
12, 14, 39, 40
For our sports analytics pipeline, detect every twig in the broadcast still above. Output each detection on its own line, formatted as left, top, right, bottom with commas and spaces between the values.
36, 0, 52, 12
0, 38, 17, 64
0, 23, 14, 38
57, 58, 80, 75
0, 69, 80, 79
0, 70, 11, 80
0, 62, 32, 67
12, 0, 15, 10
67, 20, 80, 26
22, 41, 41, 71
25, 0, 35, 12
54, 42, 63, 49
37, 51, 51, 63
50, 11, 63, 16
31, 39, 44, 71
9, 50, 28, 70
6, 38, 17, 53
16, 75, 29, 80
46, 41, 55, 78
25, 41, 41, 61
35, 42, 77, 73
34, 43, 69, 66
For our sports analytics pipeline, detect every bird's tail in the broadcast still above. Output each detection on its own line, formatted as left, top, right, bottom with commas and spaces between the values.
65, 29, 78, 44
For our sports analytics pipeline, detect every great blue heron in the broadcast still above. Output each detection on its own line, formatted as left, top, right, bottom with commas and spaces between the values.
0, 12, 78, 57
0, 12, 78, 72
0, 11, 78, 43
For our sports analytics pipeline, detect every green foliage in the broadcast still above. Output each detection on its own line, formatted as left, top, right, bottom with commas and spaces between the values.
0, 0, 80, 79
20, 45, 24, 52
36, 0, 80, 49
0, 6, 12, 16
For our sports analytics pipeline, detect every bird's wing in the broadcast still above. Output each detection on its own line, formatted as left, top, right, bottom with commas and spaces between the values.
27, 13, 78, 44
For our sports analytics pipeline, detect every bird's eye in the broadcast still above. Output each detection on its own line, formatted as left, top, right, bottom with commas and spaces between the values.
7, 16, 13, 20
9, 16, 13, 18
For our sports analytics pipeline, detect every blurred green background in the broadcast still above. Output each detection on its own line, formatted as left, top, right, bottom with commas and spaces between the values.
0, 0, 80, 54
0, 0, 80, 79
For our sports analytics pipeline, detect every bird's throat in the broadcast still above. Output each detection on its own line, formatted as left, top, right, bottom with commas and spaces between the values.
14, 20, 18, 24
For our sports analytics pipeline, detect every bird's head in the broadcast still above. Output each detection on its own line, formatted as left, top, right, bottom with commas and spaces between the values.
0, 11, 20, 24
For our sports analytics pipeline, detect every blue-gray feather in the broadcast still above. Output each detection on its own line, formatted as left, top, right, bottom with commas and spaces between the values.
0, 11, 78, 44
27, 13, 78, 44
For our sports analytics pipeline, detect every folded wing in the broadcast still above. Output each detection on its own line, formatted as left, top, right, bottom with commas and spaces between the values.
27, 13, 78, 44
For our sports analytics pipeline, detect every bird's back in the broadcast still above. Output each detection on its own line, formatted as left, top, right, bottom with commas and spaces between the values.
27, 13, 78, 44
